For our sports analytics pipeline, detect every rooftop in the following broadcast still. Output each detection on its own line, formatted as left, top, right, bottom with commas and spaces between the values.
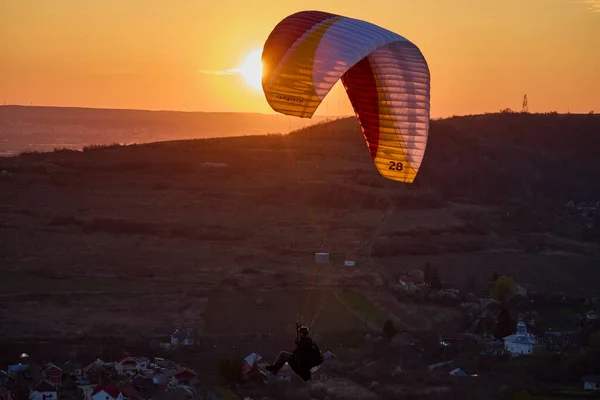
92, 385, 121, 399
171, 329, 192, 340
32, 381, 57, 392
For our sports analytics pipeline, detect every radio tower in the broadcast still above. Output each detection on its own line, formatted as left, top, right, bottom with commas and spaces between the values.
521, 94, 529, 113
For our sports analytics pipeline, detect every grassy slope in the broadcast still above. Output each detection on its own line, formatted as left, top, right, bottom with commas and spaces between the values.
0, 112, 599, 344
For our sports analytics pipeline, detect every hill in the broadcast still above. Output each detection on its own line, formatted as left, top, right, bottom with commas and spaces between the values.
0, 105, 335, 155
0, 111, 599, 351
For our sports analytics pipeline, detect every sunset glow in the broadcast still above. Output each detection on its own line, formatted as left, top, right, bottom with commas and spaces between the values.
1, 0, 599, 117
239, 49, 263, 91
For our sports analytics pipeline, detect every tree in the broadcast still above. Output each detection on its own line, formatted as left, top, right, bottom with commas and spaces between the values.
494, 306, 514, 339
464, 274, 477, 295
382, 319, 398, 340
491, 272, 500, 283
430, 265, 442, 290
490, 276, 516, 302
424, 263, 432, 285
588, 330, 600, 349
424, 263, 442, 290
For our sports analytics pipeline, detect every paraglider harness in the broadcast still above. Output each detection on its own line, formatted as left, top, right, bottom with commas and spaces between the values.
289, 324, 324, 379
287, 340, 323, 381
296, 323, 323, 369
307, 339, 324, 369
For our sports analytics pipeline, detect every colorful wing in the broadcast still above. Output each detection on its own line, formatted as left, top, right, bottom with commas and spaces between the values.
261, 11, 431, 183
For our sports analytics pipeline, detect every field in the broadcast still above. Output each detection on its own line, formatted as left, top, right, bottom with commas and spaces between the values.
1, 111, 600, 366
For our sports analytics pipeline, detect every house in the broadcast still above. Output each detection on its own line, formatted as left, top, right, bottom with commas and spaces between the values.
62, 361, 84, 382
153, 358, 179, 370
121, 386, 146, 400
583, 375, 600, 391
0, 370, 16, 386
541, 330, 584, 354
7, 364, 29, 378
91, 385, 123, 400
29, 381, 57, 400
82, 360, 110, 385
152, 370, 179, 387
129, 374, 154, 391
586, 311, 599, 321
503, 321, 537, 356
77, 384, 96, 400
170, 330, 194, 346
114, 354, 149, 376
309, 353, 337, 382
398, 276, 424, 290
244, 353, 263, 366
242, 353, 267, 375
314, 253, 330, 265
481, 338, 504, 356
449, 368, 469, 377
266, 363, 294, 382
428, 361, 455, 373
171, 370, 199, 386
40, 363, 62, 386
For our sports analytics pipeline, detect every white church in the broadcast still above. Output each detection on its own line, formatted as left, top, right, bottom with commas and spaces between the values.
503, 321, 537, 356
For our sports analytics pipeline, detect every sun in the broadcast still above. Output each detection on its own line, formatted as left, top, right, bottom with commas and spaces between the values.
239, 49, 263, 91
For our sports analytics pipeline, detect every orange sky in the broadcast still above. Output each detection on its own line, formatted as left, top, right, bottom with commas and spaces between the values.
1, 0, 599, 117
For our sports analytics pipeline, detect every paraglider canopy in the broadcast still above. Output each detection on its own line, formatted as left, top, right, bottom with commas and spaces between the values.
261, 10, 431, 184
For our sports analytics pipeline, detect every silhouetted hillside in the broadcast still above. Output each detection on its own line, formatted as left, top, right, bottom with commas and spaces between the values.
290, 112, 600, 206
0, 112, 599, 305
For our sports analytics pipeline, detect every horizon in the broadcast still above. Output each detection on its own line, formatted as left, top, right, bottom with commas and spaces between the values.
0, 103, 352, 119
2, 1, 599, 118
1, 103, 595, 119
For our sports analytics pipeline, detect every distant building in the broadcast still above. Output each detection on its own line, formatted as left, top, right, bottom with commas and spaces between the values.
153, 368, 180, 387
120, 386, 144, 400
586, 311, 599, 321
503, 321, 536, 356
582, 375, 600, 391
398, 276, 424, 291
62, 361, 84, 382
170, 329, 194, 346
40, 363, 62, 386
541, 330, 584, 354
565, 201, 598, 227
171, 369, 199, 386
91, 386, 123, 400
114, 354, 149, 376
241, 353, 266, 375
7, 364, 29, 379
314, 253, 330, 265
449, 368, 469, 377
29, 382, 57, 400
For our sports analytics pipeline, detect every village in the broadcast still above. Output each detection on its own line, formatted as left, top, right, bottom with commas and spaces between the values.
2, 265, 600, 400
